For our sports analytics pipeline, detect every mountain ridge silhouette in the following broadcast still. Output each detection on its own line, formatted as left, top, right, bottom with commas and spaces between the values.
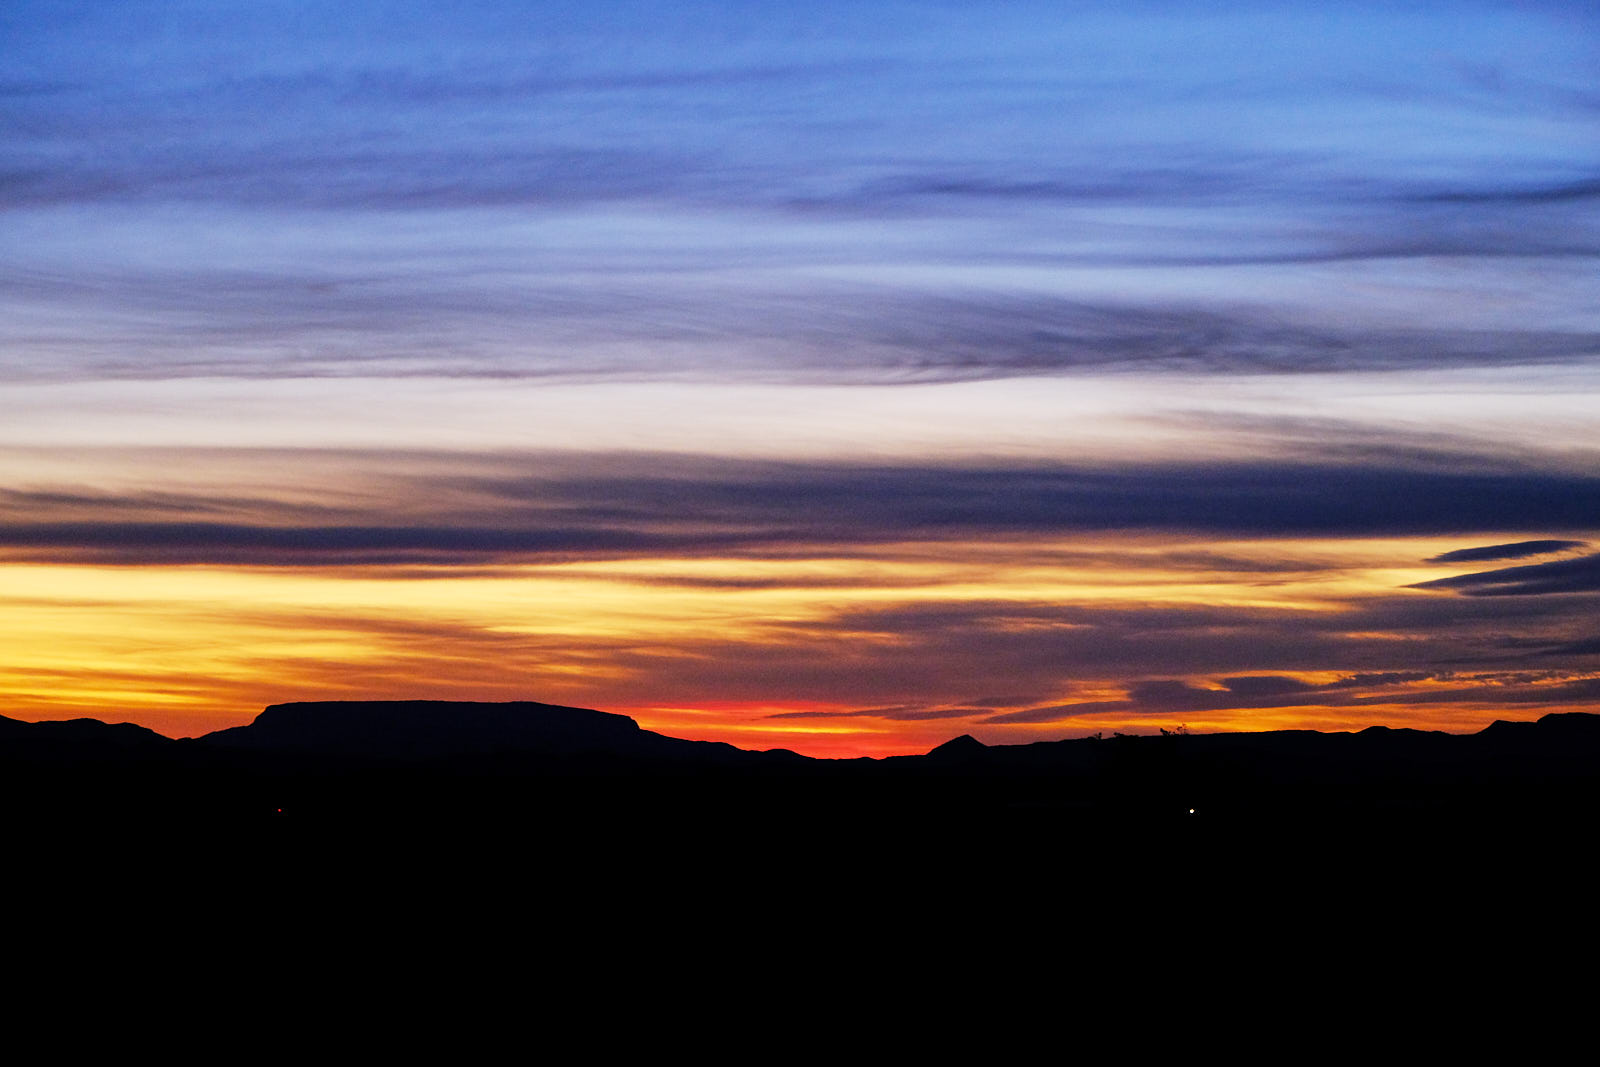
4, 700, 1599, 825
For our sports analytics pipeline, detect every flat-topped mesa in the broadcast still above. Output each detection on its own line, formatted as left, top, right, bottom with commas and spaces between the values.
197, 700, 643, 759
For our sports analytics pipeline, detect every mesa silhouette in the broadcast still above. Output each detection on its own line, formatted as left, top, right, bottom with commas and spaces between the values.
4, 699, 1599, 827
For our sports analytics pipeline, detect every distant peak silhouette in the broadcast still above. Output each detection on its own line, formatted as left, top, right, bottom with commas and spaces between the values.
925, 733, 988, 764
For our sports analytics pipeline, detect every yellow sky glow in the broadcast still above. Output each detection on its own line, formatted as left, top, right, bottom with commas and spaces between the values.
4, 529, 1588, 752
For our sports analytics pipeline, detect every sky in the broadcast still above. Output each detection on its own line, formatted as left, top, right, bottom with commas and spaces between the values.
2, 1, 1598, 756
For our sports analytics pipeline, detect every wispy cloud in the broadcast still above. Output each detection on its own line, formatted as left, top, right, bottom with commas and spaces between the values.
4, 2, 1596, 387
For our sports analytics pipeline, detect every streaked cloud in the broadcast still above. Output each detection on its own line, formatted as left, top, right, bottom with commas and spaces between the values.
1426, 540, 1588, 564
4, 449, 1600, 569
4, 2, 1596, 387
980, 669, 1600, 725
1412, 553, 1600, 597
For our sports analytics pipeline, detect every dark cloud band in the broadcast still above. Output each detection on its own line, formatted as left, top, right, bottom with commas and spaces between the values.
5, 455, 1598, 565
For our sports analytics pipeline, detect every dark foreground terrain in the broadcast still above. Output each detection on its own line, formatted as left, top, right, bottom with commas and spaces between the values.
10, 700, 1595, 994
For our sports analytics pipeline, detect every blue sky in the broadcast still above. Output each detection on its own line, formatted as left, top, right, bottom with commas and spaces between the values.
5, 1, 1596, 384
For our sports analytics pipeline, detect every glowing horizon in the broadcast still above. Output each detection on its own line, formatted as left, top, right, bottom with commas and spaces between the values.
5, 526, 1598, 756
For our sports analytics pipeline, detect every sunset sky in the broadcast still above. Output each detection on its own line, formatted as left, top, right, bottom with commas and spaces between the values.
4, 1, 1598, 756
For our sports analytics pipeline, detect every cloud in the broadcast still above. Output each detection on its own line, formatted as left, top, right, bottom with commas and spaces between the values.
12, 247, 1598, 386
982, 703, 1129, 725
1412, 178, 1600, 206
765, 705, 985, 722
1344, 676, 1600, 707
1427, 540, 1588, 564
1217, 675, 1320, 697
1412, 553, 1600, 597
1539, 638, 1600, 656
11, 3, 1596, 219
6, 451, 1600, 567
0, 519, 767, 567
979, 668, 1600, 725
6, 3, 1598, 393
